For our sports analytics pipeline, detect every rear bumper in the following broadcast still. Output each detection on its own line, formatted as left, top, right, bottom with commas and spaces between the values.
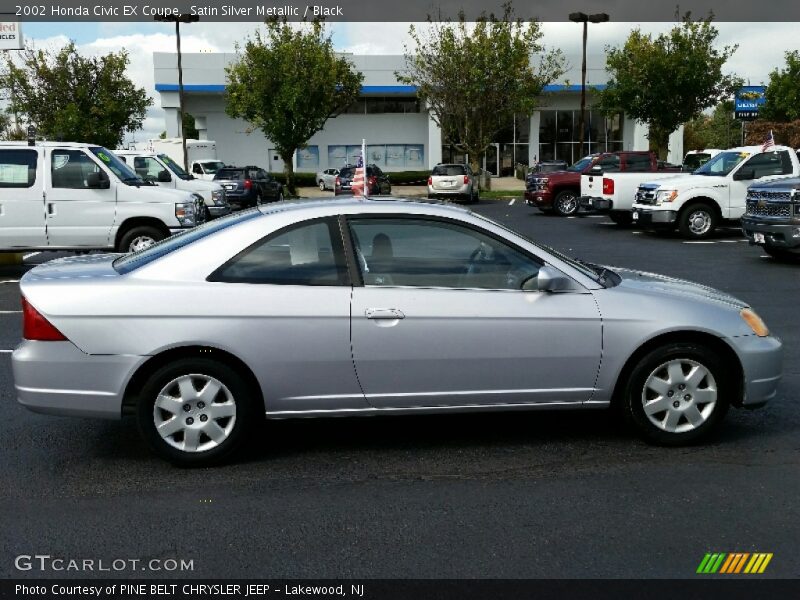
741, 217, 800, 249
579, 195, 612, 213
428, 184, 471, 197
12, 341, 145, 419
727, 334, 783, 408
632, 206, 678, 225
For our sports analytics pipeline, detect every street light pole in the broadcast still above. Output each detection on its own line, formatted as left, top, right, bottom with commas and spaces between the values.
569, 12, 609, 160
155, 13, 199, 172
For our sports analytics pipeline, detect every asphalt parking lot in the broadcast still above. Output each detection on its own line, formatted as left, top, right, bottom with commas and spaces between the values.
1, 202, 798, 579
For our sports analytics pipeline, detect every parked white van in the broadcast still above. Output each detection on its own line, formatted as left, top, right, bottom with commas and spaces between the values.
114, 150, 229, 219
0, 142, 206, 253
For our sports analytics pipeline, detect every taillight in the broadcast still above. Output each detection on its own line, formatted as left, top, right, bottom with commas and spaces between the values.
22, 297, 66, 341
427, 176, 432, 185
243, 179, 252, 191
368, 176, 377, 185
335, 176, 341, 186
464, 175, 469, 184
602, 177, 614, 195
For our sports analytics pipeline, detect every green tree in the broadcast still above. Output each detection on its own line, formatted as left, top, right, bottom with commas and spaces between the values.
398, 3, 564, 181
0, 41, 151, 148
683, 100, 740, 150
760, 51, 800, 122
599, 15, 741, 159
225, 19, 363, 195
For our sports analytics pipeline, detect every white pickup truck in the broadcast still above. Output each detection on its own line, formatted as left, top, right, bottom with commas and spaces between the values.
632, 145, 800, 239
0, 141, 205, 253
114, 150, 230, 219
580, 170, 682, 225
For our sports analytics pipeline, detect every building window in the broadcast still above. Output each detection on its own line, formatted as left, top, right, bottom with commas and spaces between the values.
538, 110, 624, 164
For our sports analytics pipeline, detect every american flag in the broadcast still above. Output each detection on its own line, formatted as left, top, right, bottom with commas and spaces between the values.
761, 130, 775, 152
350, 139, 367, 198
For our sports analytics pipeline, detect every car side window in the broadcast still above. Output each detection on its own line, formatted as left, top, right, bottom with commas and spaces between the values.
0, 149, 37, 188
624, 154, 651, 172
192, 164, 203, 174
209, 218, 349, 286
348, 218, 542, 290
51, 150, 101, 189
742, 151, 793, 178
259, 169, 270, 181
133, 156, 165, 182
595, 155, 620, 172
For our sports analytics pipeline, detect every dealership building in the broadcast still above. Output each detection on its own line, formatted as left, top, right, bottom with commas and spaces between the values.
153, 52, 684, 175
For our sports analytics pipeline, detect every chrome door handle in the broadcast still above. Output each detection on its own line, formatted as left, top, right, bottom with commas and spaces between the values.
365, 308, 405, 320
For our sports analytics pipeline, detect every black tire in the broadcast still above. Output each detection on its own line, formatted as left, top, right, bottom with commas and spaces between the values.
678, 202, 718, 239
553, 190, 579, 216
318, 180, 325, 191
764, 246, 800, 261
609, 212, 633, 226
136, 358, 259, 467
117, 225, 165, 254
278, 190, 284, 202
621, 343, 730, 446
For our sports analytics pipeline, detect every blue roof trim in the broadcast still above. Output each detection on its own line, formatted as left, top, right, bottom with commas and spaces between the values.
155, 83, 604, 94
543, 84, 607, 92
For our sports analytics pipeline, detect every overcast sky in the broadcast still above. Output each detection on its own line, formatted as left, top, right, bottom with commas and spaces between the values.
19, 21, 799, 143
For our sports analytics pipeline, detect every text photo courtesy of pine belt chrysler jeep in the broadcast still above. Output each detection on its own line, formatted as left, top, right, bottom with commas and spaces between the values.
0, 142, 206, 253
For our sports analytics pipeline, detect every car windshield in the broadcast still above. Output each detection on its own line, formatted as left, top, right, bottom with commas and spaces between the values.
112, 210, 261, 274
201, 161, 225, 174
158, 154, 192, 180
535, 163, 567, 173
469, 212, 611, 286
693, 151, 750, 176
432, 165, 467, 176
566, 156, 594, 172
91, 147, 143, 185
215, 169, 244, 180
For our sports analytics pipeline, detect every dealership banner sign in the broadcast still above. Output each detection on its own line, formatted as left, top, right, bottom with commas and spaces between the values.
0, 22, 23, 50
735, 86, 766, 121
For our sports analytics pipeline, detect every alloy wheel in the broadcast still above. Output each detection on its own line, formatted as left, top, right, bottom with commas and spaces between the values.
153, 374, 237, 453
557, 194, 578, 215
687, 210, 712, 236
128, 236, 156, 253
641, 359, 717, 433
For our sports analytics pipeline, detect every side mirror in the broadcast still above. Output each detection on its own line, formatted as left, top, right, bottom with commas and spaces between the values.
157, 170, 172, 183
522, 265, 575, 292
86, 171, 110, 189
734, 168, 754, 181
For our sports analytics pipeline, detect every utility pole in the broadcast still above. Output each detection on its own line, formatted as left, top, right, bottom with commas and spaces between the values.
569, 12, 609, 159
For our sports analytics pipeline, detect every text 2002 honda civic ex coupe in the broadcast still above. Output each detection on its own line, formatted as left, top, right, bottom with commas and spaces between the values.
13, 199, 782, 466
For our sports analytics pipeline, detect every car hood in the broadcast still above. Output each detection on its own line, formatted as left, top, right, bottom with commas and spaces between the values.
182, 178, 222, 192
22, 253, 121, 282
641, 174, 725, 190
612, 267, 747, 309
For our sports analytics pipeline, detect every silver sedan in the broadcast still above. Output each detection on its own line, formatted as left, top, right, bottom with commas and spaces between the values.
12, 199, 782, 465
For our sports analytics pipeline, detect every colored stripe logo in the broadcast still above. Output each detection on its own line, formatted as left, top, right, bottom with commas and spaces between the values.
697, 553, 773, 574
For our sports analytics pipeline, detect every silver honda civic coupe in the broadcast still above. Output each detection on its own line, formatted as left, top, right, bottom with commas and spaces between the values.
12, 199, 782, 465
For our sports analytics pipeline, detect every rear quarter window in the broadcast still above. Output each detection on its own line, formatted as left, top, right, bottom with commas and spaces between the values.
215, 169, 244, 180
0, 149, 38, 188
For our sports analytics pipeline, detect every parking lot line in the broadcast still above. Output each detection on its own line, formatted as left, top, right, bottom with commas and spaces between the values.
0, 280, 20, 284
0, 310, 21, 314
684, 241, 716, 244
509, 199, 515, 206
0, 349, 12, 353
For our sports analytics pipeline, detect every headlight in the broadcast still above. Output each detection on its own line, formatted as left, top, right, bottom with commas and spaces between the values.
655, 189, 678, 204
175, 201, 197, 226
740, 308, 769, 337
536, 178, 549, 184
211, 189, 226, 205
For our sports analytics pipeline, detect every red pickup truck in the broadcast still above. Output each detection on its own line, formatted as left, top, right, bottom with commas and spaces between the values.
525, 151, 680, 216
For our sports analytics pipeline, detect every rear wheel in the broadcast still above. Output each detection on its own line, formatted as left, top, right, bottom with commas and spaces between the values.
136, 358, 258, 466
117, 226, 165, 254
553, 190, 579, 216
621, 343, 730, 446
318, 180, 325, 191
678, 202, 717, 239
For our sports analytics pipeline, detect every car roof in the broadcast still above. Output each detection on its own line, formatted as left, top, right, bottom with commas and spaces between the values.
0, 141, 102, 149
257, 196, 471, 218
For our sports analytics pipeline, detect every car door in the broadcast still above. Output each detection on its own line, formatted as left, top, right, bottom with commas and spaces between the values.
730, 150, 793, 217
45, 148, 117, 248
347, 215, 603, 409
0, 148, 46, 248
207, 216, 366, 413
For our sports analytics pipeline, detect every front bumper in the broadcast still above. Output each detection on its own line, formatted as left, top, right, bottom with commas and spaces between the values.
207, 205, 232, 218
524, 189, 553, 208
727, 334, 783, 408
579, 195, 612, 213
741, 217, 800, 249
12, 341, 145, 419
632, 206, 678, 225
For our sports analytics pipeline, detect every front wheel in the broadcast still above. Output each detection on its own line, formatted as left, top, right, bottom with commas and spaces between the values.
553, 190, 579, 216
117, 226, 165, 254
318, 180, 326, 191
621, 343, 730, 446
136, 358, 258, 466
678, 203, 717, 239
